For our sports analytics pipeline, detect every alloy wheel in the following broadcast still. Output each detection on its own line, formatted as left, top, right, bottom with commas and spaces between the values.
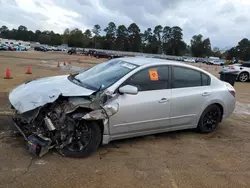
239, 73, 248, 82
203, 109, 220, 131
66, 121, 92, 152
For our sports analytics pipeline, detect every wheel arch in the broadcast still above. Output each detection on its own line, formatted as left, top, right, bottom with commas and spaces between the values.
213, 103, 224, 122
197, 103, 223, 133
197, 101, 224, 125
240, 71, 250, 76
69, 106, 108, 143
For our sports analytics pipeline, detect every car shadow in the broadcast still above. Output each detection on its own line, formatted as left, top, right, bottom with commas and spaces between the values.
100, 129, 196, 150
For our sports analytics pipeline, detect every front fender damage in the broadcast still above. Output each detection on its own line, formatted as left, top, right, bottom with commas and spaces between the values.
66, 91, 119, 120
12, 90, 119, 157
81, 104, 119, 120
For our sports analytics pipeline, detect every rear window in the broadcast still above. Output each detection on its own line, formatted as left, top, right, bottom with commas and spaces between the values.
241, 63, 250, 68
202, 73, 210, 86
172, 66, 210, 88
172, 66, 201, 88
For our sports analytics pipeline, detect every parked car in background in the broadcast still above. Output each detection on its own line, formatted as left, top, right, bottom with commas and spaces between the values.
87, 50, 96, 56
67, 48, 77, 55
207, 57, 222, 65
7, 45, 15, 51
34, 46, 47, 52
94, 51, 112, 59
202, 59, 208, 64
9, 57, 235, 158
68, 48, 86, 55
195, 58, 203, 63
210, 60, 225, 66
221, 63, 250, 82
50, 46, 56, 51
110, 54, 123, 59
55, 46, 68, 51
0, 44, 9, 51
93, 51, 123, 59
13, 45, 27, 51
53, 47, 61, 51
42, 45, 52, 51
183, 58, 196, 63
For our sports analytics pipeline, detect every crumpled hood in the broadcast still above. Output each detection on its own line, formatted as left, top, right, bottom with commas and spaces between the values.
9, 75, 95, 113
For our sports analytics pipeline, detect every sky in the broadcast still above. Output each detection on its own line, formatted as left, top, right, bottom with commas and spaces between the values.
0, 0, 250, 49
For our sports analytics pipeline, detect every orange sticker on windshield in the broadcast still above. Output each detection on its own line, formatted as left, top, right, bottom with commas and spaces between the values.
149, 70, 159, 81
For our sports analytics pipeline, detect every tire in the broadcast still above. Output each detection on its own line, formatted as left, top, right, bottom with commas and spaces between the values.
197, 104, 222, 133
58, 121, 102, 158
238, 72, 249, 82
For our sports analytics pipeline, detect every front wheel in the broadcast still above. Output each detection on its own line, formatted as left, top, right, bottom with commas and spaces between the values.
197, 105, 222, 133
58, 121, 102, 158
238, 72, 249, 82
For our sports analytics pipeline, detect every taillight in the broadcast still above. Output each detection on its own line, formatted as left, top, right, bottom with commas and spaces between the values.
228, 90, 236, 97
226, 83, 236, 97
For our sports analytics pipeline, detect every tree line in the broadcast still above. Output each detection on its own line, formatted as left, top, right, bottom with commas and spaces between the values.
0, 23, 249, 60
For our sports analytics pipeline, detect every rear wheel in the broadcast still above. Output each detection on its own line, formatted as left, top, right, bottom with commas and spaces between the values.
58, 120, 102, 158
197, 105, 221, 133
238, 72, 249, 82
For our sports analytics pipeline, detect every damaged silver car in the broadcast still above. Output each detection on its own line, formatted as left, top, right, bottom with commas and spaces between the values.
9, 57, 235, 157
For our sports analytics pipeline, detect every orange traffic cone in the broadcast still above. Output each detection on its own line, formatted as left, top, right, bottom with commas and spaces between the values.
63, 61, 66, 66
4, 68, 13, 79
57, 61, 60, 67
26, 65, 32, 74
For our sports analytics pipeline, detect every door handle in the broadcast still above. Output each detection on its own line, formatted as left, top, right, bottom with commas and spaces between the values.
159, 98, 169, 103
202, 92, 211, 96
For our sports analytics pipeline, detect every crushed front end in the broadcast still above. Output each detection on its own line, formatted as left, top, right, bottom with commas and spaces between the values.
11, 92, 118, 157
12, 105, 58, 157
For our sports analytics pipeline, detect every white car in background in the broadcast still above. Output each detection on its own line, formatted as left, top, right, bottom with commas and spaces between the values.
211, 60, 225, 66
207, 59, 225, 66
222, 63, 250, 82
183, 58, 196, 63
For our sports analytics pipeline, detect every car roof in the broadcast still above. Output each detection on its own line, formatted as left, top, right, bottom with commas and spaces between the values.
118, 57, 184, 66
117, 56, 216, 77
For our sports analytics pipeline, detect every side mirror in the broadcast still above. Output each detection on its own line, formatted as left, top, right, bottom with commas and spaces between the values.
119, 85, 138, 95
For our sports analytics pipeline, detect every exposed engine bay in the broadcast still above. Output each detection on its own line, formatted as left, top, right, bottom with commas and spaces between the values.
12, 91, 119, 157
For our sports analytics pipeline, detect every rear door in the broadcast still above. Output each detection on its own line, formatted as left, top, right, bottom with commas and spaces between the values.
169, 66, 211, 127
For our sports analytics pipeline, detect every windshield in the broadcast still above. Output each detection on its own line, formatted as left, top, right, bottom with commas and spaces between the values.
74, 59, 138, 90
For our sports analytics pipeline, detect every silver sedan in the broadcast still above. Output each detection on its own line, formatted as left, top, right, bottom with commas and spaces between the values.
9, 57, 236, 157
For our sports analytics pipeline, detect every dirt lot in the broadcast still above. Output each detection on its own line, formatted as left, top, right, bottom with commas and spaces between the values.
0, 51, 250, 188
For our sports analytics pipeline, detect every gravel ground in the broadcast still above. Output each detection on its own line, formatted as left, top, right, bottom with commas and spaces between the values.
0, 51, 250, 188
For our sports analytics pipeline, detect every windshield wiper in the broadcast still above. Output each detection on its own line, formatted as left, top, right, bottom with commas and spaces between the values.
69, 73, 82, 84
69, 73, 95, 90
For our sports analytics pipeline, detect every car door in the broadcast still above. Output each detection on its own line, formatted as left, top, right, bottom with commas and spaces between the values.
170, 66, 211, 127
109, 65, 171, 136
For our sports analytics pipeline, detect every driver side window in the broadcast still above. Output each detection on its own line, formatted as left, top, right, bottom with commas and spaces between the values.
124, 66, 169, 91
